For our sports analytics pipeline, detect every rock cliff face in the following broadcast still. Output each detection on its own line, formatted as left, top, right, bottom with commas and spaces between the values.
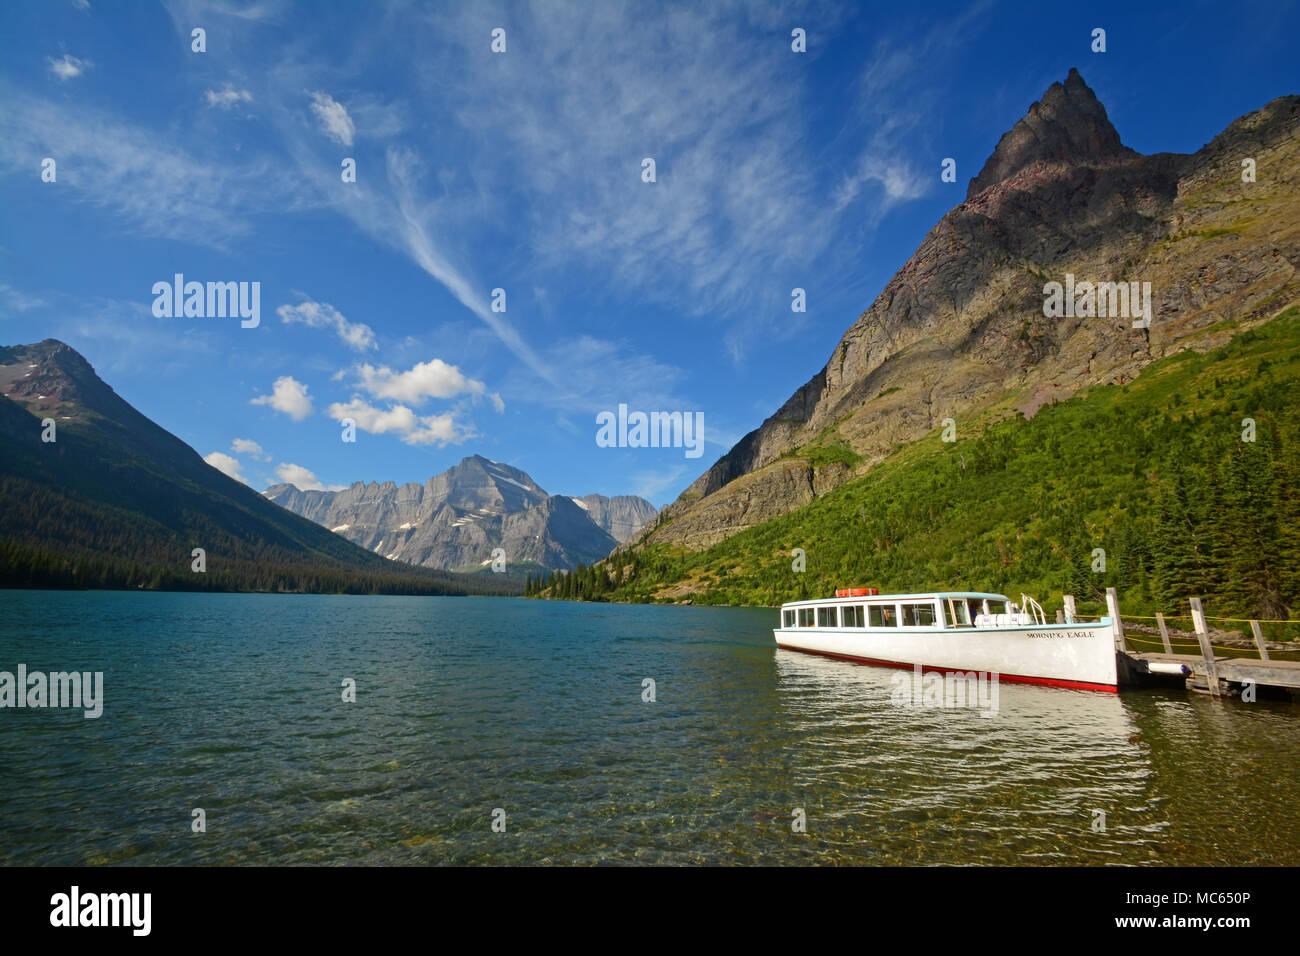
571, 494, 658, 543
266, 455, 655, 572
643, 70, 1300, 551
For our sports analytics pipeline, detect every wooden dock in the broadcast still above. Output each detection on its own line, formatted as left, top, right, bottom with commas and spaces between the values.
1121, 650, 1300, 696
1098, 589, 1300, 698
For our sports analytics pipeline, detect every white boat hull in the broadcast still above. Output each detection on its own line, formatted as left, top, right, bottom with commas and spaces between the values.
773, 622, 1119, 691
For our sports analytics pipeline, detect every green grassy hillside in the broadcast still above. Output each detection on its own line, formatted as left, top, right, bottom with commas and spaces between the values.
544, 307, 1300, 626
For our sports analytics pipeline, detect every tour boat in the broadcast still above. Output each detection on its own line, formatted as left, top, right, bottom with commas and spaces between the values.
774, 591, 1119, 692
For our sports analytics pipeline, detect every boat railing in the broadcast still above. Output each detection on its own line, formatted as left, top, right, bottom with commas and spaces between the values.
1020, 594, 1047, 626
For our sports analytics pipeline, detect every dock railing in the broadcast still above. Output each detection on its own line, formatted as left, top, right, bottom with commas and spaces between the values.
1063, 589, 1299, 697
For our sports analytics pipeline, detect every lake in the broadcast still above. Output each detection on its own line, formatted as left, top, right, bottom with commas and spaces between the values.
1, 591, 1296, 865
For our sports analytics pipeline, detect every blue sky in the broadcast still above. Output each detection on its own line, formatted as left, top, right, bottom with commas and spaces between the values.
2, 0, 1296, 506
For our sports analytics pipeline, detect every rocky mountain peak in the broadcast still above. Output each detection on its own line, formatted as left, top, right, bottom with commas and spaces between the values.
0, 338, 125, 423
966, 67, 1136, 199
264, 456, 656, 572
638, 74, 1300, 555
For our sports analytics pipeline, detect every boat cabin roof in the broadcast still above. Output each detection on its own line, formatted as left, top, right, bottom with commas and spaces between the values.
780, 592, 1008, 609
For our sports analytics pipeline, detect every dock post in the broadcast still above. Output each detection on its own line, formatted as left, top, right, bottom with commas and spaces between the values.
1056, 608, 1064, 624
1190, 597, 1221, 697
1063, 594, 1077, 625
1105, 588, 1125, 651
1156, 612, 1172, 654
1250, 620, 1271, 661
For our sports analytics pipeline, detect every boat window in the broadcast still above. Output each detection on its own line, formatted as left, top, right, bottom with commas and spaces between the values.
841, 605, 865, 628
783, 609, 795, 628
868, 604, 897, 627
947, 599, 972, 628
901, 602, 937, 627
817, 607, 837, 628
973, 599, 1010, 626
797, 607, 815, 627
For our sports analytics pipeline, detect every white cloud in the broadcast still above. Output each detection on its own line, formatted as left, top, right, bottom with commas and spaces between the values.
231, 438, 269, 460
354, 358, 486, 404
274, 462, 344, 492
832, 153, 929, 214
328, 397, 469, 446
277, 300, 376, 352
309, 91, 354, 146
72, 0, 91, 11
204, 451, 248, 484
205, 86, 253, 110
168, 0, 285, 23
250, 376, 313, 420
47, 55, 91, 81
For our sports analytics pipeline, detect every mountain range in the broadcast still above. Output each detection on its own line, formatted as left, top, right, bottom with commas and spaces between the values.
0, 339, 495, 594
4, 68, 1294, 610
265, 459, 656, 575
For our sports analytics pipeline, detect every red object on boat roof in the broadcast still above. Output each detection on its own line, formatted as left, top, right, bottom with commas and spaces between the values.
835, 587, 879, 597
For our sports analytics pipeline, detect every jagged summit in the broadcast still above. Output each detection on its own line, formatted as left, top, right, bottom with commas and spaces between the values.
265, 456, 658, 571
966, 67, 1136, 199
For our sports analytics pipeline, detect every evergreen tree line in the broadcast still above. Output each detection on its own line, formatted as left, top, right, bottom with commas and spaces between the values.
525, 559, 627, 601
0, 478, 518, 596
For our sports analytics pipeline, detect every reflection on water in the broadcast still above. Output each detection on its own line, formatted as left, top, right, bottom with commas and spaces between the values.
0, 592, 1295, 865
771, 651, 1297, 864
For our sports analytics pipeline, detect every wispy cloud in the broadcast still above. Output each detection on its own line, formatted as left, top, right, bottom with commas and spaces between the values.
204, 86, 253, 109
630, 463, 694, 505
0, 87, 312, 244
231, 438, 269, 461
0, 286, 214, 377
425, 3, 825, 323
277, 299, 376, 352
534, 335, 689, 416
308, 91, 354, 145
0, 284, 47, 313
162, 0, 288, 25
47, 55, 91, 81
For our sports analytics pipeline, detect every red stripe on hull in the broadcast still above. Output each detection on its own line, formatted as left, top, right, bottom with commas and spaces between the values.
776, 643, 1118, 693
